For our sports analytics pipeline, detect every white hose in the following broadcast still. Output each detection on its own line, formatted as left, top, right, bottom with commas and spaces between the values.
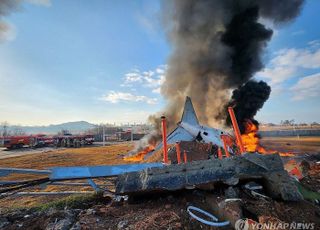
224, 198, 242, 203
187, 206, 230, 227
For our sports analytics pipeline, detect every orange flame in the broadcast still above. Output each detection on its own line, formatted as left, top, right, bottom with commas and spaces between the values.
124, 145, 155, 162
241, 120, 294, 157
241, 120, 268, 153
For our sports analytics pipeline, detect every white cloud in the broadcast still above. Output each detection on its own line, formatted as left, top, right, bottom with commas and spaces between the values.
258, 66, 297, 85
271, 48, 320, 69
101, 91, 157, 104
290, 73, 320, 101
258, 44, 320, 85
308, 40, 320, 48
256, 42, 320, 100
25, 0, 51, 7
123, 65, 167, 91
124, 71, 143, 83
155, 67, 165, 74
101, 65, 165, 105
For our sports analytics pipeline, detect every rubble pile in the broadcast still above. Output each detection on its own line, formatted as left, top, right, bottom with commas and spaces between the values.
1, 177, 319, 230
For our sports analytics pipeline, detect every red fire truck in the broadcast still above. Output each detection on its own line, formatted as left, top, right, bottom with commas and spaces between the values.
1, 134, 94, 149
1, 136, 32, 149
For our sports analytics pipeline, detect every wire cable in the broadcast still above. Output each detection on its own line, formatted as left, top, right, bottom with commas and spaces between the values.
187, 206, 230, 227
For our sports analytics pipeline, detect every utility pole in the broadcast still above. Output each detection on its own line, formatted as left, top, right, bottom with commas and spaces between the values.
1, 122, 8, 146
103, 125, 105, 146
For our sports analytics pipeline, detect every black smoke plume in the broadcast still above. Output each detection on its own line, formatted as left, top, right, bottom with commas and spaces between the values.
155, 0, 304, 133
221, 6, 272, 87
225, 80, 271, 133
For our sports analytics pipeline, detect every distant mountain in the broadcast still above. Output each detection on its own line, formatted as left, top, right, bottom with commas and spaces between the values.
8, 121, 97, 134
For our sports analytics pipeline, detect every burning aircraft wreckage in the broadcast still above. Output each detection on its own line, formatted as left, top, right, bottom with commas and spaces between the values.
1, 97, 316, 228
0, 98, 299, 191
119, 96, 302, 201
1, 0, 319, 228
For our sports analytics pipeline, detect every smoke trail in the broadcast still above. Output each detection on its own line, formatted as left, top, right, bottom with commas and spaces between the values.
0, 0, 20, 42
157, 0, 304, 133
225, 80, 271, 133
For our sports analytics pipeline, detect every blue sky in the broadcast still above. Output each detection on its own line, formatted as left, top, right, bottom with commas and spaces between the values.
0, 0, 319, 125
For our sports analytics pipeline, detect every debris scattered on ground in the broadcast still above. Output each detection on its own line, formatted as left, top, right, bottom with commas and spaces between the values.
1, 140, 319, 229
1, 186, 319, 230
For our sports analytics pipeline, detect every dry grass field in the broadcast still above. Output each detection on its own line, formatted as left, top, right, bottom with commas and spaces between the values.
1, 137, 319, 172
1, 143, 133, 170
0, 137, 319, 209
0, 143, 134, 209
1, 143, 134, 182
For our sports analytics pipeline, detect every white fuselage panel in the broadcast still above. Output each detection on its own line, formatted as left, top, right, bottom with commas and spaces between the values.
180, 122, 224, 147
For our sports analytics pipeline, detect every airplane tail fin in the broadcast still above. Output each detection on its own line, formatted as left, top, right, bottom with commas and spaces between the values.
180, 96, 199, 126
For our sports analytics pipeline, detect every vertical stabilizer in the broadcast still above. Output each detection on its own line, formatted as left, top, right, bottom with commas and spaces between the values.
180, 97, 199, 125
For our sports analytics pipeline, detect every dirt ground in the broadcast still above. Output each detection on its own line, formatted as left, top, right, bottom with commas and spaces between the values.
1, 183, 320, 230
0, 138, 320, 229
260, 136, 320, 154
